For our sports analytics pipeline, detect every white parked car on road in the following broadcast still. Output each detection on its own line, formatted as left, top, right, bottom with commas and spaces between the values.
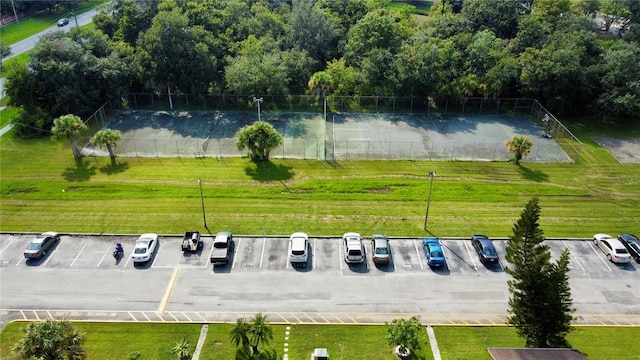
593, 233, 631, 264
131, 233, 158, 263
288, 232, 309, 266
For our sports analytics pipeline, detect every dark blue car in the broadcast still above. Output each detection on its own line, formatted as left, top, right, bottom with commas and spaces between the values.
423, 237, 445, 267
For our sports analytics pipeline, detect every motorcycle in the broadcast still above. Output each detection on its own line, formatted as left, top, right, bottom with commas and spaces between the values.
113, 244, 124, 260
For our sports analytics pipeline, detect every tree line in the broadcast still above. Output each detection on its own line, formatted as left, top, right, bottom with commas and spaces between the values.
5, 0, 640, 137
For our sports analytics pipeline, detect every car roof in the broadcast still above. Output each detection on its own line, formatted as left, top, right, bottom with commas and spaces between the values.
373, 237, 388, 246
605, 238, 627, 250
619, 234, 639, 242
290, 232, 308, 239
291, 236, 307, 249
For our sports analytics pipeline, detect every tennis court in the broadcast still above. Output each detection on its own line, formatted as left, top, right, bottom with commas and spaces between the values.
82, 110, 572, 162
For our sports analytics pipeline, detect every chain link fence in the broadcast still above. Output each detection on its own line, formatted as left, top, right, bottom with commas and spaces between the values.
82, 95, 581, 162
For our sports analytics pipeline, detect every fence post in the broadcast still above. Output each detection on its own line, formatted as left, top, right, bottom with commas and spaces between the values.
514, 99, 518, 113
176, 138, 180, 157
496, 98, 500, 113
493, 143, 497, 160
451, 142, 456, 160
479, 98, 483, 114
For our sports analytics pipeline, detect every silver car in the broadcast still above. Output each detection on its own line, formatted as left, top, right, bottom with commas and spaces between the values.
24, 232, 59, 259
594, 233, 631, 264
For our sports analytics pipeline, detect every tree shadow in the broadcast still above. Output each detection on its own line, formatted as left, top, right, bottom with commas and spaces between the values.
99, 158, 129, 175
517, 165, 549, 182
244, 161, 294, 182
62, 158, 97, 181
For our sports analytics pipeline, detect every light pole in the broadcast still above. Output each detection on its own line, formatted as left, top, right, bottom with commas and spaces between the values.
424, 171, 436, 230
253, 97, 263, 121
198, 178, 207, 229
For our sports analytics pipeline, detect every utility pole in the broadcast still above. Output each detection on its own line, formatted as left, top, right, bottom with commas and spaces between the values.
253, 97, 263, 121
198, 178, 207, 229
424, 171, 437, 230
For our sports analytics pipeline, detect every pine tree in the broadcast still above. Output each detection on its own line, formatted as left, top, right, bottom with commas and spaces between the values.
505, 197, 574, 348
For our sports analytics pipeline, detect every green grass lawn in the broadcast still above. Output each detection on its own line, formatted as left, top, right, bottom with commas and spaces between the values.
1, 122, 638, 237
2, 322, 638, 360
0, 0, 109, 45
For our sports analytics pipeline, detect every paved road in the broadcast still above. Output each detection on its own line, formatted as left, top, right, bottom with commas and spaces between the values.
4, 9, 99, 62
1, 234, 639, 331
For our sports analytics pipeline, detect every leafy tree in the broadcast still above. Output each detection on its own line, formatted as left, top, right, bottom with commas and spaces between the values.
460, 0, 524, 39
13, 318, 85, 360
171, 337, 191, 360
230, 317, 252, 351
224, 36, 289, 96
288, 0, 339, 63
91, 129, 122, 159
385, 316, 423, 358
52, 114, 88, 159
505, 197, 574, 348
322, 58, 358, 96
230, 313, 275, 358
248, 313, 273, 355
596, 41, 640, 118
0, 43, 11, 69
504, 135, 533, 165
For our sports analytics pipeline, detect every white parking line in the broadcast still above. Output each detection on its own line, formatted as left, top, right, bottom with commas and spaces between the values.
339, 239, 343, 271
313, 239, 316, 270
413, 239, 424, 270
15, 256, 24, 266
0, 238, 14, 254
390, 242, 396, 271
563, 241, 585, 271
462, 239, 478, 272
589, 242, 612, 271
259, 238, 266, 269
97, 245, 111, 267
232, 238, 241, 269
41, 246, 57, 267
70, 244, 87, 267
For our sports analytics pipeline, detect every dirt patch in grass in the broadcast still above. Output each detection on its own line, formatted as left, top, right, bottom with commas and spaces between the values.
593, 137, 640, 163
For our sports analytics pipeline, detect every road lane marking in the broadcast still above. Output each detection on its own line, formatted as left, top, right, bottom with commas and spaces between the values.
157, 267, 180, 316
589, 242, 612, 271
413, 239, 423, 270
462, 239, 478, 272
563, 240, 585, 271
70, 244, 87, 267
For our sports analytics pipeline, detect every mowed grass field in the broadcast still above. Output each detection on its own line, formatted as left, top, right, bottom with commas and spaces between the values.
2, 322, 639, 360
0, 115, 638, 237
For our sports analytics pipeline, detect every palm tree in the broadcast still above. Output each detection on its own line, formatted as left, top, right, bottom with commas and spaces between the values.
248, 313, 273, 355
14, 319, 85, 360
171, 338, 191, 360
230, 317, 252, 351
51, 114, 88, 159
91, 129, 122, 159
504, 135, 533, 165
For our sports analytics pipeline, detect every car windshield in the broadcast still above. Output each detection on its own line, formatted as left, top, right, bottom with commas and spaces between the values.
134, 247, 147, 254
375, 247, 389, 255
27, 243, 41, 250
483, 247, 498, 256
431, 251, 444, 258
616, 248, 629, 254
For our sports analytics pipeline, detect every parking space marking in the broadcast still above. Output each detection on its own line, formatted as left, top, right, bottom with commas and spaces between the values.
413, 240, 423, 270
0, 239, 13, 254
339, 239, 344, 271
97, 245, 110, 267
313, 239, 316, 270
182, 312, 192, 322
328, 313, 345, 324
259, 238, 266, 269
289, 312, 303, 323
231, 238, 241, 269
70, 244, 87, 267
157, 267, 180, 315
588, 242, 612, 271
563, 241, 585, 272
15, 256, 24, 266
462, 239, 478, 272
127, 311, 137, 321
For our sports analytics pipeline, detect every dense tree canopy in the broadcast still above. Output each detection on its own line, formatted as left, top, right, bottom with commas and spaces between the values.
7, 0, 640, 137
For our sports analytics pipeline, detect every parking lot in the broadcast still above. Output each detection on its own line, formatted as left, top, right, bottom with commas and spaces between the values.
1, 233, 638, 327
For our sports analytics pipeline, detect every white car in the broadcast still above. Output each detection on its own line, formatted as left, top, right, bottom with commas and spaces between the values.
343, 232, 365, 264
131, 233, 158, 263
594, 233, 631, 264
288, 232, 309, 266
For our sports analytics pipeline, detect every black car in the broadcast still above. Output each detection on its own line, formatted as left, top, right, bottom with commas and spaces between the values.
24, 232, 60, 259
471, 234, 500, 265
618, 234, 640, 263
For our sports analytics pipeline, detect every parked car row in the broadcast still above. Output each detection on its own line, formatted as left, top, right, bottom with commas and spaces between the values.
593, 233, 640, 264
23, 232, 639, 267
